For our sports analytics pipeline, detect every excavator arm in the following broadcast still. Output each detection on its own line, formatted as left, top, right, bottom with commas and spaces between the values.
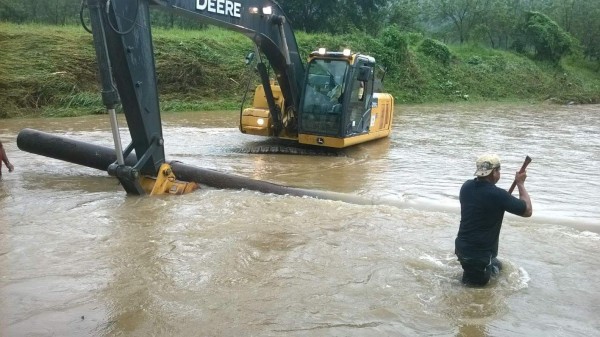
85, 0, 305, 194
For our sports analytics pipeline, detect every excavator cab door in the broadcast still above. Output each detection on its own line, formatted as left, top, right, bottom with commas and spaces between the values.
299, 58, 349, 137
344, 61, 374, 137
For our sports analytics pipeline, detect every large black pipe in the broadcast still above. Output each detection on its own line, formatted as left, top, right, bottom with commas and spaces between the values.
16, 128, 382, 205
17, 128, 137, 170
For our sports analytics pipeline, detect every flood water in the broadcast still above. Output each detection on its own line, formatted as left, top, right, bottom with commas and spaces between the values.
1, 103, 599, 336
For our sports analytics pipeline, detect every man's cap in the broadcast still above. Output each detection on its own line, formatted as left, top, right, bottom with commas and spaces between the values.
474, 154, 501, 177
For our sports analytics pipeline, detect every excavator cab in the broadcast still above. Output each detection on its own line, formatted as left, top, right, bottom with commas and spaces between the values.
299, 51, 373, 139
297, 51, 393, 148
241, 49, 394, 149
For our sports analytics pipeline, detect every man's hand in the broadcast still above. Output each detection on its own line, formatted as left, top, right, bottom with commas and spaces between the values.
515, 170, 532, 217
514, 170, 527, 186
7, 163, 14, 172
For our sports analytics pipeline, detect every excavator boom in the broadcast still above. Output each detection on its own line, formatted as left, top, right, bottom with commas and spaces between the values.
85, 0, 305, 193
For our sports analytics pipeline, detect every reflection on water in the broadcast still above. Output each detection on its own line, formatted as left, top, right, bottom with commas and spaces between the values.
1, 104, 599, 336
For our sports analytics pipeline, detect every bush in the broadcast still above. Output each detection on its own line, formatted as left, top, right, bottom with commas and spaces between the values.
376, 25, 409, 71
418, 38, 451, 65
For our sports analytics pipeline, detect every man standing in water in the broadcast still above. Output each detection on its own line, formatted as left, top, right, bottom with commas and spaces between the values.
455, 154, 532, 286
0, 141, 15, 179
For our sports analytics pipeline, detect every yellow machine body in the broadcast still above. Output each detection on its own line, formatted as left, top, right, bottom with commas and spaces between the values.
298, 93, 394, 148
240, 52, 394, 149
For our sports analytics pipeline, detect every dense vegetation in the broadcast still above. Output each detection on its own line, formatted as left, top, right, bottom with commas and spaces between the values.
2, 0, 599, 61
0, 0, 599, 118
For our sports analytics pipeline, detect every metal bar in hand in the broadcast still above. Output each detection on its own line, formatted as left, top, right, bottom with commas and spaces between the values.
508, 155, 532, 195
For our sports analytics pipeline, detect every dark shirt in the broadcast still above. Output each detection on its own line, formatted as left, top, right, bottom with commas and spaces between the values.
455, 178, 526, 258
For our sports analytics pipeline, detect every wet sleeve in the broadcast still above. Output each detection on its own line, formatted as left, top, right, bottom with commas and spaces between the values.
501, 191, 527, 216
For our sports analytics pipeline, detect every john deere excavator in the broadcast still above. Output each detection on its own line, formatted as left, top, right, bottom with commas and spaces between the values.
17, 0, 394, 195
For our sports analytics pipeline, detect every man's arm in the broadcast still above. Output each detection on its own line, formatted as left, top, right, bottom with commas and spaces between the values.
0, 145, 14, 172
515, 171, 532, 217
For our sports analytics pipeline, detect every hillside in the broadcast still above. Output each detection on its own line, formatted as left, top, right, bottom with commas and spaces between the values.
0, 22, 598, 118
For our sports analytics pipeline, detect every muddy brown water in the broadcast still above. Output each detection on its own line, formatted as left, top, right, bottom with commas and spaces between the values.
1, 103, 599, 336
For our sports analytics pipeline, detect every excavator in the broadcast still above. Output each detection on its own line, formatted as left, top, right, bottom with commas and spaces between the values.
17, 0, 394, 196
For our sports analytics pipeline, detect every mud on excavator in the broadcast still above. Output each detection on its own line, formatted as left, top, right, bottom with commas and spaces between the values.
18, 0, 394, 196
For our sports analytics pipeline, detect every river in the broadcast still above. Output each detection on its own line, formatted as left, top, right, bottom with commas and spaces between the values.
1, 103, 599, 336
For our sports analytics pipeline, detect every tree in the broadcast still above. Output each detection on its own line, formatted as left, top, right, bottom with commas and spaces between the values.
385, 0, 425, 33
552, 0, 600, 61
0, 1, 27, 23
0, 0, 81, 25
521, 11, 575, 63
434, 0, 489, 44
480, 1, 519, 49
278, 0, 339, 33
279, 0, 386, 35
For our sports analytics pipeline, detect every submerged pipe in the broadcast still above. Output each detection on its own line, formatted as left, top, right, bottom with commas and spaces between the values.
16, 128, 382, 205
17, 128, 137, 170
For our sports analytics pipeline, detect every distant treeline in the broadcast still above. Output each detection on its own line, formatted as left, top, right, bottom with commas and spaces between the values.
0, 0, 598, 61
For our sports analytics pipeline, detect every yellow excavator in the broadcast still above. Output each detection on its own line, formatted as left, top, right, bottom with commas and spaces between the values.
17, 0, 394, 195
241, 48, 394, 149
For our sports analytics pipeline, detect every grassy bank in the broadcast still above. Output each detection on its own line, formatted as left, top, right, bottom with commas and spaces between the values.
1, 22, 599, 118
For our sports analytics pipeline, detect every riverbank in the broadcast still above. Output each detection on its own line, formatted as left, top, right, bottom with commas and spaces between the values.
1, 22, 599, 118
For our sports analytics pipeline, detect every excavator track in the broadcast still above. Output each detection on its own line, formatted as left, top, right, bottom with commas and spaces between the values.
237, 140, 345, 156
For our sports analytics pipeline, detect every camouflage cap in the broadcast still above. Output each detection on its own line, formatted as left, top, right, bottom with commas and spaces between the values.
474, 154, 501, 177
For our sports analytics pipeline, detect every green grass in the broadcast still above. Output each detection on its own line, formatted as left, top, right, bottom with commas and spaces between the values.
1, 22, 598, 118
